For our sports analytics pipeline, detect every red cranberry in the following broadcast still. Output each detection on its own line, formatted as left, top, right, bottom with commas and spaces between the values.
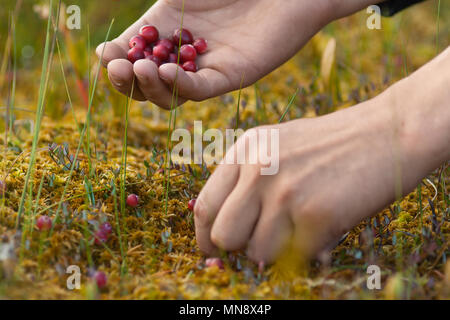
205, 258, 224, 270
128, 35, 146, 50
126, 194, 139, 208
146, 55, 162, 67
94, 229, 108, 245
94, 271, 107, 289
180, 44, 197, 62
156, 38, 175, 53
182, 61, 197, 72
173, 28, 193, 45
127, 47, 145, 63
139, 25, 159, 44
188, 199, 196, 211
100, 222, 113, 235
36, 215, 52, 231
193, 38, 208, 54
153, 44, 170, 61
168, 53, 178, 64
143, 45, 153, 58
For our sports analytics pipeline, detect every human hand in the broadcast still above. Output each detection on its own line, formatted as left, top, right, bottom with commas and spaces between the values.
193, 76, 448, 263
96, 0, 335, 109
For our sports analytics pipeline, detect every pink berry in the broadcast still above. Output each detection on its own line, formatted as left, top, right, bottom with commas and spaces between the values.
156, 38, 175, 53
126, 194, 139, 208
153, 44, 170, 61
127, 47, 145, 63
94, 229, 108, 245
36, 215, 52, 231
168, 53, 178, 64
193, 38, 208, 54
94, 271, 107, 289
146, 55, 162, 67
182, 61, 197, 72
139, 25, 159, 44
173, 28, 193, 45
143, 45, 153, 58
205, 258, 224, 270
128, 35, 146, 50
100, 222, 113, 235
188, 199, 196, 211
180, 44, 197, 62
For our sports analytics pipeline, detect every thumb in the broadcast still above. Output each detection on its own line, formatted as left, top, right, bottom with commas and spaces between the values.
96, 41, 127, 67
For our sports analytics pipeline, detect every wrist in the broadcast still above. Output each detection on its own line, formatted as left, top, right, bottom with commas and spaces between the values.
382, 47, 450, 188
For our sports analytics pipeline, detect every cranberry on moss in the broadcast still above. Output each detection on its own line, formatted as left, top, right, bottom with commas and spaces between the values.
126, 194, 139, 208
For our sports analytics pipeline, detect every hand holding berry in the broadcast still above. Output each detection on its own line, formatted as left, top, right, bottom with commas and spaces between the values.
96, 0, 337, 109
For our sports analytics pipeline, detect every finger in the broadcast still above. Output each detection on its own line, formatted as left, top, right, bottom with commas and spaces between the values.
159, 64, 231, 101
194, 163, 240, 255
96, 41, 127, 68
210, 167, 262, 252
107, 59, 146, 101
133, 59, 187, 109
246, 206, 293, 264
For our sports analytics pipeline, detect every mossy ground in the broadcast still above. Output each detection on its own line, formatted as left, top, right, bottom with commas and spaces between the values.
0, 2, 449, 299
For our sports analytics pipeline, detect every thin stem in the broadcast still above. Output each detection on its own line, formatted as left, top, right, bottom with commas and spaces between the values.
16, 0, 60, 227
279, 88, 300, 123
49, 19, 115, 235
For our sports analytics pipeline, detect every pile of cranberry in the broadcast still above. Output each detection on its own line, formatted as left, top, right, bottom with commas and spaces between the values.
128, 25, 207, 72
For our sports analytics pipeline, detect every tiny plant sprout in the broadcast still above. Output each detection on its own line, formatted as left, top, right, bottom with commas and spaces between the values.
36, 215, 52, 231
94, 271, 107, 289
205, 258, 224, 270
188, 199, 196, 211
126, 194, 139, 208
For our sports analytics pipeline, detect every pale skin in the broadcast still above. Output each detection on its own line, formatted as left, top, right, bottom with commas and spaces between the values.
97, 0, 450, 263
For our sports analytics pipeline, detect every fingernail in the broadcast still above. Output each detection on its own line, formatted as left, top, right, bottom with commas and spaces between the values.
110, 75, 123, 87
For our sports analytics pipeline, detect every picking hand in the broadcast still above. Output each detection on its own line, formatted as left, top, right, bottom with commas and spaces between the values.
96, 0, 333, 108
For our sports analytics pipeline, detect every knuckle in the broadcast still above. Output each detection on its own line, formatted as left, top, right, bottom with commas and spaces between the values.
275, 185, 295, 206
193, 197, 210, 227
210, 226, 240, 251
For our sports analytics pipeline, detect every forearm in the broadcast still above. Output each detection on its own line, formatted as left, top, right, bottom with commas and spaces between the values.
386, 46, 450, 191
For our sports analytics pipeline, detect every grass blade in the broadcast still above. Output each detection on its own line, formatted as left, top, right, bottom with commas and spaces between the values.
50, 19, 115, 234
278, 87, 299, 123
